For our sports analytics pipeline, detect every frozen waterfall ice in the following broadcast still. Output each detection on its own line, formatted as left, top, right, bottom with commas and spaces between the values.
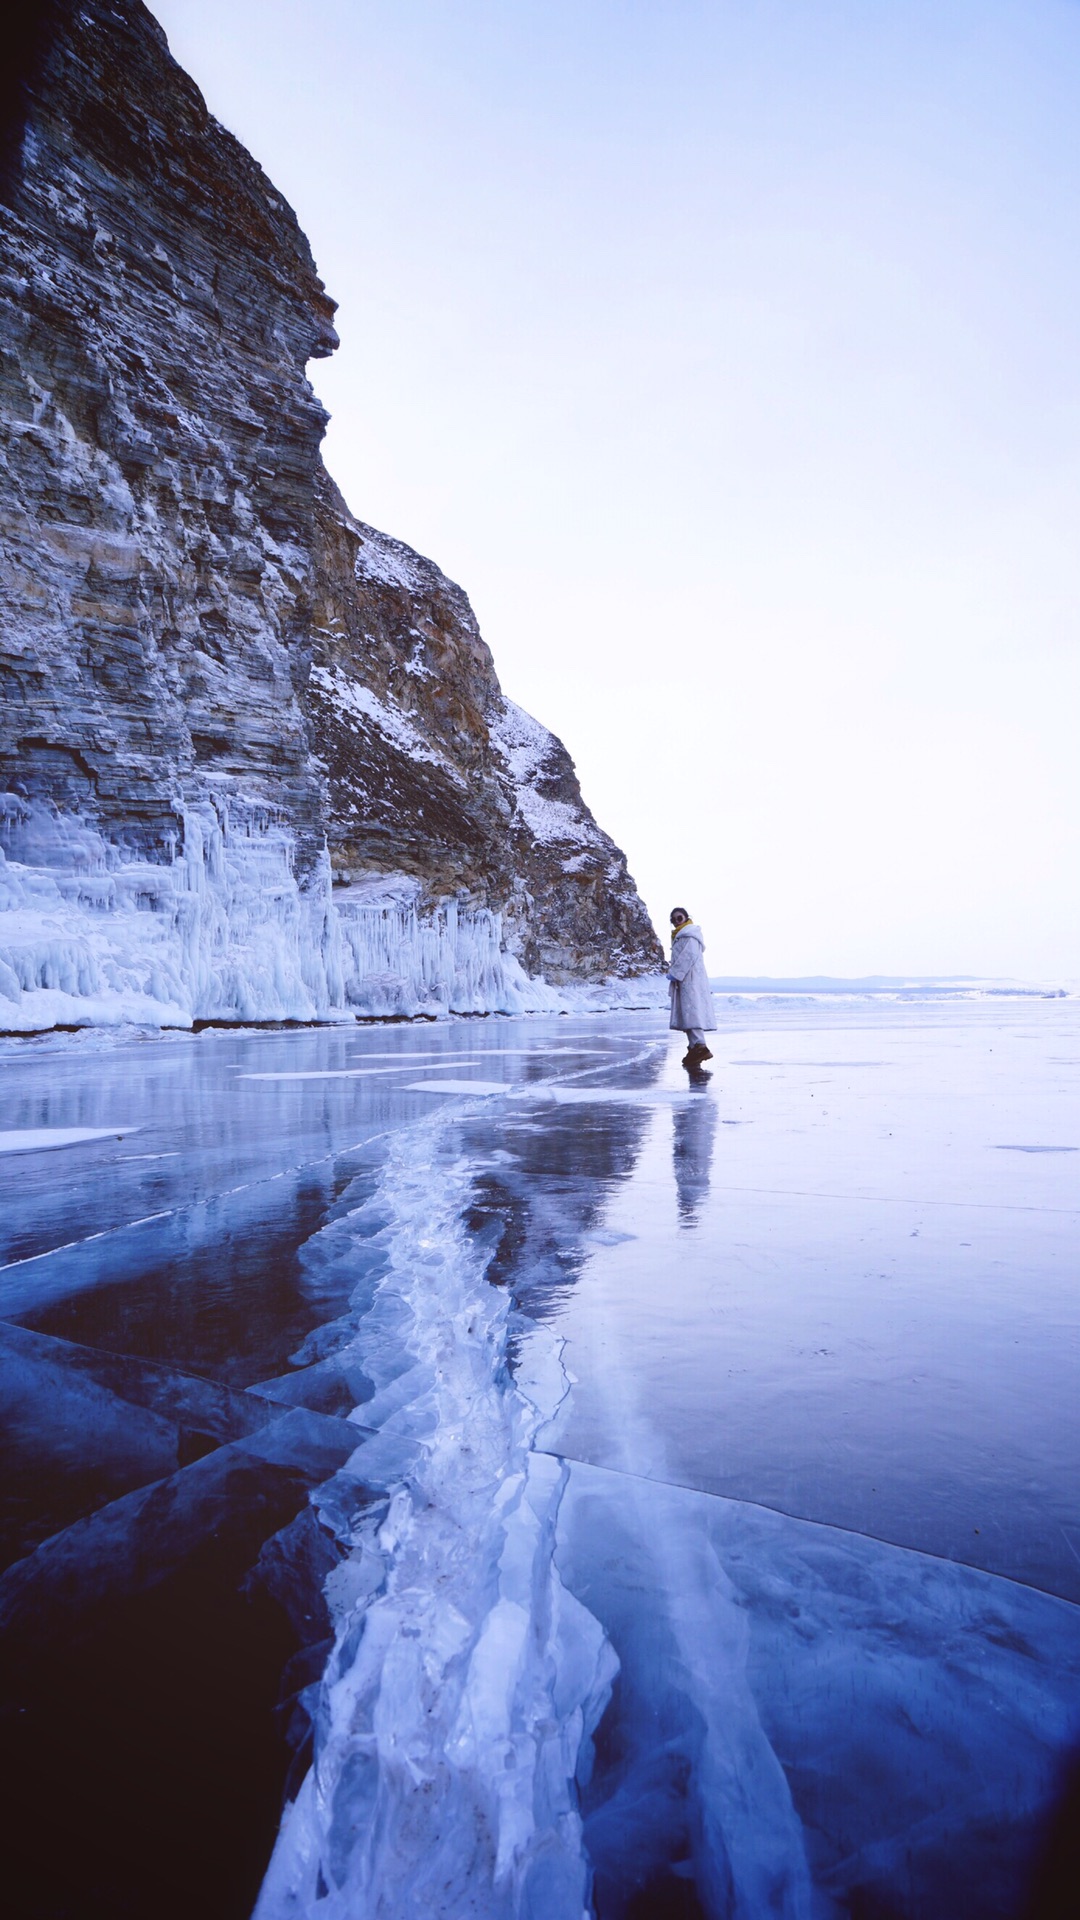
0, 797, 659, 1031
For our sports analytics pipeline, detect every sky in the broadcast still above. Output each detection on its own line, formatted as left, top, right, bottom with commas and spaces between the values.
152, 0, 1080, 979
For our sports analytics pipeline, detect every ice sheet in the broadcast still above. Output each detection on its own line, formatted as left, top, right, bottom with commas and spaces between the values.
557, 1461, 1080, 1920
1, 1001, 1078, 1919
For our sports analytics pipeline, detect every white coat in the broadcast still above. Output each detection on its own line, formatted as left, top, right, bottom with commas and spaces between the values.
668, 922, 716, 1032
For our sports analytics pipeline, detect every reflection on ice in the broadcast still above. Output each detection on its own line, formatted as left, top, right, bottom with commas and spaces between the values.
672, 1085, 718, 1227
6, 1162, 360, 1383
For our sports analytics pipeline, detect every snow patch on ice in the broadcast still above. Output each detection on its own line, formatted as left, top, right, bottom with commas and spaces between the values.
0, 1125, 139, 1153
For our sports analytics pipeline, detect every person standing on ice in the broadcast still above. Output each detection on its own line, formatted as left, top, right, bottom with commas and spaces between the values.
667, 907, 716, 1064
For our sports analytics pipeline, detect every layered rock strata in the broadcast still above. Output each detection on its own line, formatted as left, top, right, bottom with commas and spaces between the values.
0, 0, 662, 1029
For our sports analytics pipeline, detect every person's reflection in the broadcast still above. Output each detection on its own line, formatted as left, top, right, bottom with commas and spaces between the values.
672, 1070, 718, 1226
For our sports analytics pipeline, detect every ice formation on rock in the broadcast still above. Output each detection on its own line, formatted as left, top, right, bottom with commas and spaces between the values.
0, 796, 665, 1029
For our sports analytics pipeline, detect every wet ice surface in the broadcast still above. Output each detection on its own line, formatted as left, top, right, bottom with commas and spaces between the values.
520, 1007, 1080, 1600
2, 1000, 1079, 1919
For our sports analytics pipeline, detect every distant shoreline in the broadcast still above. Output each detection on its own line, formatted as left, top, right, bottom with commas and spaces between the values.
709, 976, 1073, 998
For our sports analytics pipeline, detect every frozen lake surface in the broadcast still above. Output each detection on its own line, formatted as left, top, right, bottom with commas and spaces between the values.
2, 998, 1079, 1918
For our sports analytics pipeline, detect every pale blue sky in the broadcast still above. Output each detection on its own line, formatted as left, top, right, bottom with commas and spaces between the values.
154, 0, 1080, 976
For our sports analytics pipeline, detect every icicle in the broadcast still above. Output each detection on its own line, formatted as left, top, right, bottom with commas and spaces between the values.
0, 796, 623, 1031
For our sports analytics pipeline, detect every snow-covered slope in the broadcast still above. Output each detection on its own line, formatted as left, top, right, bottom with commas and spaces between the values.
0, 0, 662, 1033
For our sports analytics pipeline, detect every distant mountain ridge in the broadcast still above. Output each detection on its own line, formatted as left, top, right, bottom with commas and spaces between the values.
0, 0, 662, 1030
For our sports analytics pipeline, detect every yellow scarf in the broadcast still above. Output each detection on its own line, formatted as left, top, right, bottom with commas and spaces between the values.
670, 918, 694, 944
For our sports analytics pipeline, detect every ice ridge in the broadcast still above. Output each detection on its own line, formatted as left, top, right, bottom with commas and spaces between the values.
254, 1117, 618, 1919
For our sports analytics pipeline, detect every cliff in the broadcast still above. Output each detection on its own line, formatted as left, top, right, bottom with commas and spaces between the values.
0, 0, 662, 1031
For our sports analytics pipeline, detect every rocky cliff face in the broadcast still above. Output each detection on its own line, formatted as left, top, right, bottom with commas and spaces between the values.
0, 0, 661, 1030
